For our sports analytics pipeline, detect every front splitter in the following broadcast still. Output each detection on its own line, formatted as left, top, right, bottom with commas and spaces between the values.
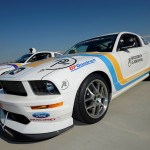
0, 122, 73, 142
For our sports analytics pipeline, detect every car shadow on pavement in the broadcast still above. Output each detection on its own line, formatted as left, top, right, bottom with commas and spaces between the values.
73, 119, 87, 126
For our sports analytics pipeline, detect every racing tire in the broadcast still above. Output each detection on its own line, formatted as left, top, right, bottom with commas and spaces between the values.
73, 74, 110, 124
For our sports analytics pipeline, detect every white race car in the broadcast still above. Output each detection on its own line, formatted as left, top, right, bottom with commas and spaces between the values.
0, 48, 62, 76
0, 32, 149, 141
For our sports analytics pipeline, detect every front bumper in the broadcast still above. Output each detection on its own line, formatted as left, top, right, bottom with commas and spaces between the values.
0, 90, 75, 140
0, 121, 73, 142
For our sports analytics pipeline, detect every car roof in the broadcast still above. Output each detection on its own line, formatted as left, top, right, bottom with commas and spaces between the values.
30, 51, 60, 54
78, 32, 140, 44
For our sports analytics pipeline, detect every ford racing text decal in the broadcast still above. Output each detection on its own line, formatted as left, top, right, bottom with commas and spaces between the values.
69, 59, 96, 72
30, 118, 56, 122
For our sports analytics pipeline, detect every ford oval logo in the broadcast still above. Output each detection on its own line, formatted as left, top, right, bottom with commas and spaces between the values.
32, 112, 50, 118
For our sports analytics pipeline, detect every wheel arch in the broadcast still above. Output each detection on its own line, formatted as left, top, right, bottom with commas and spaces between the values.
72, 70, 112, 123
72, 70, 112, 110
82, 71, 112, 94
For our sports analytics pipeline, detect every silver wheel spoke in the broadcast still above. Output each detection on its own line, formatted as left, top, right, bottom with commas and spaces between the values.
100, 86, 105, 97
96, 105, 102, 115
87, 88, 94, 97
92, 106, 96, 115
85, 97, 93, 102
86, 103, 94, 110
97, 82, 101, 93
91, 83, 97, 94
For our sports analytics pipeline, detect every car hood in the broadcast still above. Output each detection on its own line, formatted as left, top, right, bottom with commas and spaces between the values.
0, 54, 101, 81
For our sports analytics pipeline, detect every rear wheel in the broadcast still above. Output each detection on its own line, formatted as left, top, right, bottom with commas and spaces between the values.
73, 74, 110, 124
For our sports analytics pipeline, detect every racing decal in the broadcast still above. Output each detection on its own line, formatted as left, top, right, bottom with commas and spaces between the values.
128, 54, 143, 67
61, 80, 69, 90
69, 59, 96, 72
76, 53, 150, 91
32, 112, 50, 118
30, 118, 56, 122
45, 58, 77, 70
7, 63, 22, 69
102, 54, 149, 86
9, 67, 25, 75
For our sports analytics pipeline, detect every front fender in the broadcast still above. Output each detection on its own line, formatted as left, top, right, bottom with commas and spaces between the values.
42, 56, 115, 97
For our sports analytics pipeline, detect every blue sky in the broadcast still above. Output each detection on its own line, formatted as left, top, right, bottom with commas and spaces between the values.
0, 0, 150, 63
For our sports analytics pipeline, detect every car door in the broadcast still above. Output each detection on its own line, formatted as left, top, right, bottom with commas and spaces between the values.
117, 33, 149, 79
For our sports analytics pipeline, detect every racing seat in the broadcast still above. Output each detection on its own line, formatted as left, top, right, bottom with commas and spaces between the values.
107, 42, 114, 52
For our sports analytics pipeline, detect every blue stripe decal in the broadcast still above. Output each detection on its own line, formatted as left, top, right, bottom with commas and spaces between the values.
73, 54, 149, 91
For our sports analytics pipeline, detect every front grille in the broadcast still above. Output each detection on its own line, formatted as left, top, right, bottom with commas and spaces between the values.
0, 81, 27, 96
3, 109, 30, 125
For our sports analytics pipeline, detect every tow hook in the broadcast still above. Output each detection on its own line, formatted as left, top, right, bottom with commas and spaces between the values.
1, 111, 9, 131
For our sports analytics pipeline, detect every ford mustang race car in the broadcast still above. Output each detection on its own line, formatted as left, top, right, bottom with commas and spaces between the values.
0, 32, 149, 141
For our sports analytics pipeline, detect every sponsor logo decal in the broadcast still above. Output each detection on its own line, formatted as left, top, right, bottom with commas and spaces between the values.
46, 58, 77, 70
128, 54, 143, 67
38, 58, 77, 73
9, 67, 25, 75
69, 59, 96, 72
30, 118, 56, 122
32, 112, 50, 118
61, 80, 69, 90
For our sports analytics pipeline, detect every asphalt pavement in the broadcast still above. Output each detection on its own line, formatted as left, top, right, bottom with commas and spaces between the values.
0, 77, 150, 150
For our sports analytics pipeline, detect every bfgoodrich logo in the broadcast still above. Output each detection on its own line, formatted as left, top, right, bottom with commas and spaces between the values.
69, 59, 96, 72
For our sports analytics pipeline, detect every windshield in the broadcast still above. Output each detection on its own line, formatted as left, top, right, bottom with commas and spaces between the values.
64, 34, 118, 55
15, 54, 33, 63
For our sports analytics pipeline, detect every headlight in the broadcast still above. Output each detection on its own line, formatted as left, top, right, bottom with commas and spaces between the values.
29, 80, 60, 95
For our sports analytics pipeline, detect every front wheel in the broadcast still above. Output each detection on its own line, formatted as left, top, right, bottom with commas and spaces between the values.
73, 74, 110, 124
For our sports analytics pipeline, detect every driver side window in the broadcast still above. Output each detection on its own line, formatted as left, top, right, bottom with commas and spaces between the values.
118, 34, 141, 51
